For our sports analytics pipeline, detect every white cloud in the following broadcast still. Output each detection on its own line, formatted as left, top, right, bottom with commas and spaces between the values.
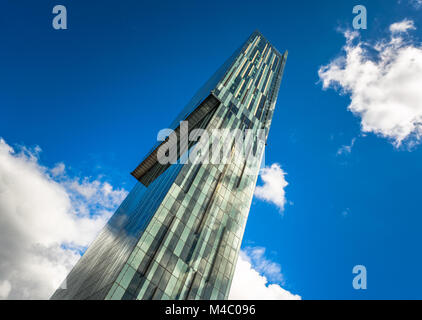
409, 0, 422, 9
0, 280, 12, 299
319, 20, 422, 147
337, 138, 356, 156
50, 162, 65, 177
254, 164, 288, 212
398, 0, 422, 9
0, 138, 127, 299
229, 249, 301, 300
242, 247, 283, 282
390, 19, 416, 33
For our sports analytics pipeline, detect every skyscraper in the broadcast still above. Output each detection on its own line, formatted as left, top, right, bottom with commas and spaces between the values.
51, 31, 287, 300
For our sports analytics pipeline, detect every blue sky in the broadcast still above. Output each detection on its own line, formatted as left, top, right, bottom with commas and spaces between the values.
1, 0, 422, 299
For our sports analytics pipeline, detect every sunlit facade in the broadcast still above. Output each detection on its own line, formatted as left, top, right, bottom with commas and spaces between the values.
51, 31, 287, 300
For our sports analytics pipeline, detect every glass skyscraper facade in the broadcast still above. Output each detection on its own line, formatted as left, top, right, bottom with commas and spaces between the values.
51, 31, 287, 300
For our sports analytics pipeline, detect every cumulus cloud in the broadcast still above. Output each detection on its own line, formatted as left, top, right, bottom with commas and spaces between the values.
390, 19, 416, 33
319, 20, 422, 147
254, 164, 288, 212
229, 248, 301, 300
242, 247, 283, 282
0, 138, 127, 299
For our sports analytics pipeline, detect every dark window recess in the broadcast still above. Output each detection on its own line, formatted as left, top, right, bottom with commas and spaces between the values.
131, 94, 220, 187
236, 81, 248, 99
239, 60, 250, 77
254, 69, 264, 87
240, 114, 252, 130
185, 271, 199, 300
244, 63, 253, 77
249, 47, 258, 61
148, 287, 158, 300
219, 110, 233, 129
183, 164, 201, 194
205, 227, 226, 283
257, 38, 266, 52
241, 89, 249, 105
236, 160, 248, 188
184, 235, 199, 266
229, 76, 241, 94
223, 68, 235, 87
175, 267, 190, 299
253, 137, 258, 156
275, 55, 283, 74
261, 69, 271, 93
248, 95, 257, 111
261, 45, 269, 63
255, 95, 267, 120
139, 216, 176, 276
272, 57, 279, 71
194, 171, 224, 236
229, 102, 239, 115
